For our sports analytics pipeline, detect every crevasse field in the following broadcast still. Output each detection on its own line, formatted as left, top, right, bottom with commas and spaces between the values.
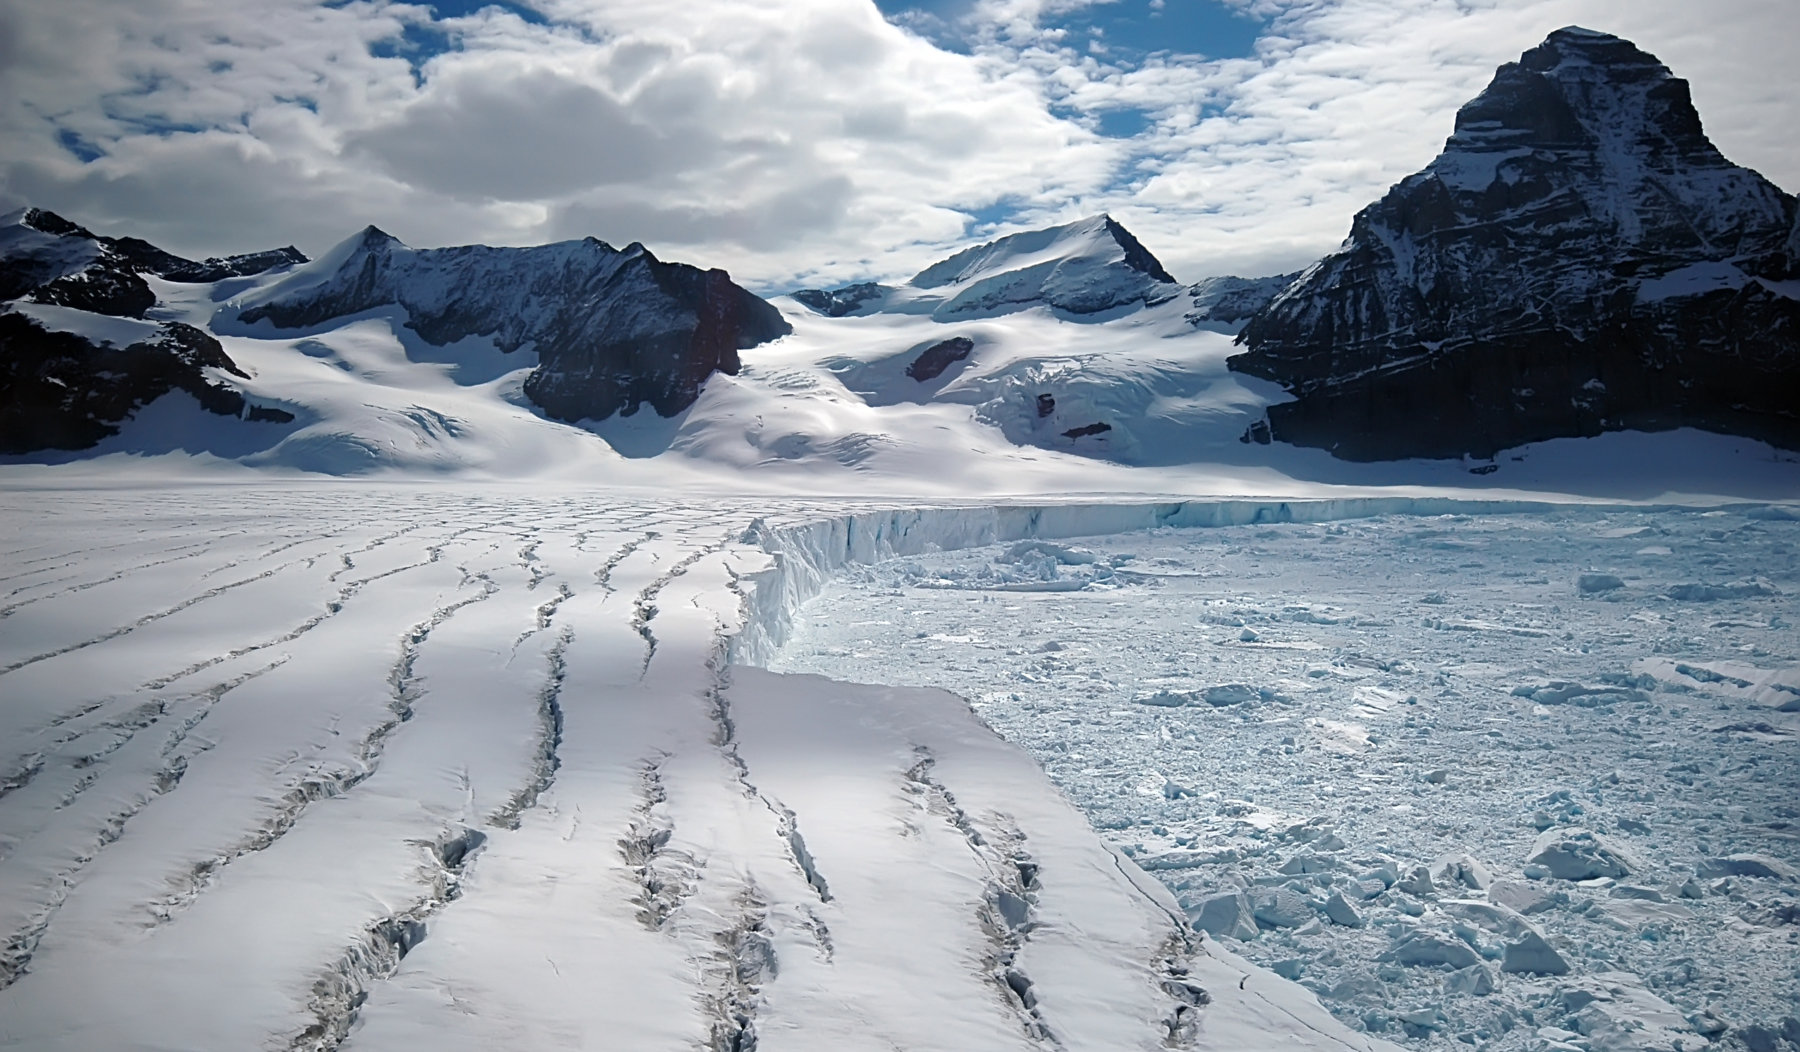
0, 487, 1796, 1052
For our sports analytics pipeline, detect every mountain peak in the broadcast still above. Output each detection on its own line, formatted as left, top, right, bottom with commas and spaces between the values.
355, 225, 402, 250
792, 214, 1179, 320
1231, 27, 1799, 461
1098, 215, 1177, 285
18, 208, 94, 239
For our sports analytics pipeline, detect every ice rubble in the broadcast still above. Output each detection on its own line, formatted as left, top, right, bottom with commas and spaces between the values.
768, 503, 1800, 1052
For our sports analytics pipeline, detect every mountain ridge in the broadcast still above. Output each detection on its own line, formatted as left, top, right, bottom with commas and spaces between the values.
233, 225, 790, 422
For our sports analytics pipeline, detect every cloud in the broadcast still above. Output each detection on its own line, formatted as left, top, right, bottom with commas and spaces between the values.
0, 0, 1794, 290
347, 59, 718, 201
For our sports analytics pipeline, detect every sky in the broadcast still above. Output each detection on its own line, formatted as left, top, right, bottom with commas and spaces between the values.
0, 0, 1795, 293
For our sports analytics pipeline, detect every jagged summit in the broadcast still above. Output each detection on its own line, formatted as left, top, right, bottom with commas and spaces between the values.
793, 213, 1182, 321
1232, 27, 1799, 461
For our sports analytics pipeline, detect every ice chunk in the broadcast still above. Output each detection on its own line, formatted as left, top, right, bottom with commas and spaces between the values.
1444, 964, 1495, 997
1203, 684, 1264, 706
1384, 932, 1481, 970
1561, 974, 1698, 1051
1500, 930, 1570, 975
1323, 891, 1366, 928
1442, 899, 1536, 940
1527, 828, 1637, 880
1697, 853, 1799, 881
1599, 899, 1694, 927
1134, 689, 1196, 708
1488, 879, 1558, 915
1510, 681, 1648, 706
1278, 854, 1336, 875
1431, 853, 1495, 891
1396, 864, 1437, 896
1665, 580, 1778, 601
1251, 886, 1315, 928
1187, 891, 1257, 941
997, 540, 1100, 566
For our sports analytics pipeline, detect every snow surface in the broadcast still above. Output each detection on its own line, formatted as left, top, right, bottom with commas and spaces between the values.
2, 488, 1482, 1052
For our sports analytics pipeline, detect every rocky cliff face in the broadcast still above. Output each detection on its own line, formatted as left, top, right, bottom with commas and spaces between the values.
1230, 27, 1800, 460
0, 208, 305, 318
237, 227, 790, 421
0, 312, 290, 453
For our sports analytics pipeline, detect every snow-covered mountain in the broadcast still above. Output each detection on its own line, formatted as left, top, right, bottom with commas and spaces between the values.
0, 207, 303, 319
232, 225, 790, 423
794, 214, 1183, 321
1231, 27, 1800, 461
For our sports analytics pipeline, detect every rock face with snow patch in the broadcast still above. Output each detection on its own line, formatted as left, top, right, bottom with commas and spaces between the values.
793, 214, 1181, 321
1184, 273, 1299, 329
237, 226, 790, 421
0, 312, 290, 452
1231, 28, 1800, 460
0, 207, 304, 319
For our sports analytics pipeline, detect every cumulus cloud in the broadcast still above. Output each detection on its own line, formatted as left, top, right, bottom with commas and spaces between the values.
0, 0, 1793, 290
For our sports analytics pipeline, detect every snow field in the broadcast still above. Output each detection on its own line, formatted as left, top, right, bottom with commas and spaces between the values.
0, 486, 1412, 1051
769, 506, 1800, 1052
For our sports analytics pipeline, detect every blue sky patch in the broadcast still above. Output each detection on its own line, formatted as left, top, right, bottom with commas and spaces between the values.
1057, 0, 1263, 62
56, 128, 104, 163
369, 1, 550, 81
419, 0, 548, 25
874, 0, 1263, 63
1096, 107, 1153, 139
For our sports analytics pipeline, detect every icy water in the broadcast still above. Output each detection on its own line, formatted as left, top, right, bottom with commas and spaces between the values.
772, 507, 1800, 1050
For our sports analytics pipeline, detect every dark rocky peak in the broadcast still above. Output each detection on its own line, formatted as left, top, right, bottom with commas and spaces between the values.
234, 230, 790, 422
21, 209, 95, 239
1231, 28, 1799, 461
1099, 215, 1178, 284
353, 225, 401, 253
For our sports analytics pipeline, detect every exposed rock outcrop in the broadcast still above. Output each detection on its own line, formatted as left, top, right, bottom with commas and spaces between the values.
906, 336, 974, 381
0, 312, 289, 453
